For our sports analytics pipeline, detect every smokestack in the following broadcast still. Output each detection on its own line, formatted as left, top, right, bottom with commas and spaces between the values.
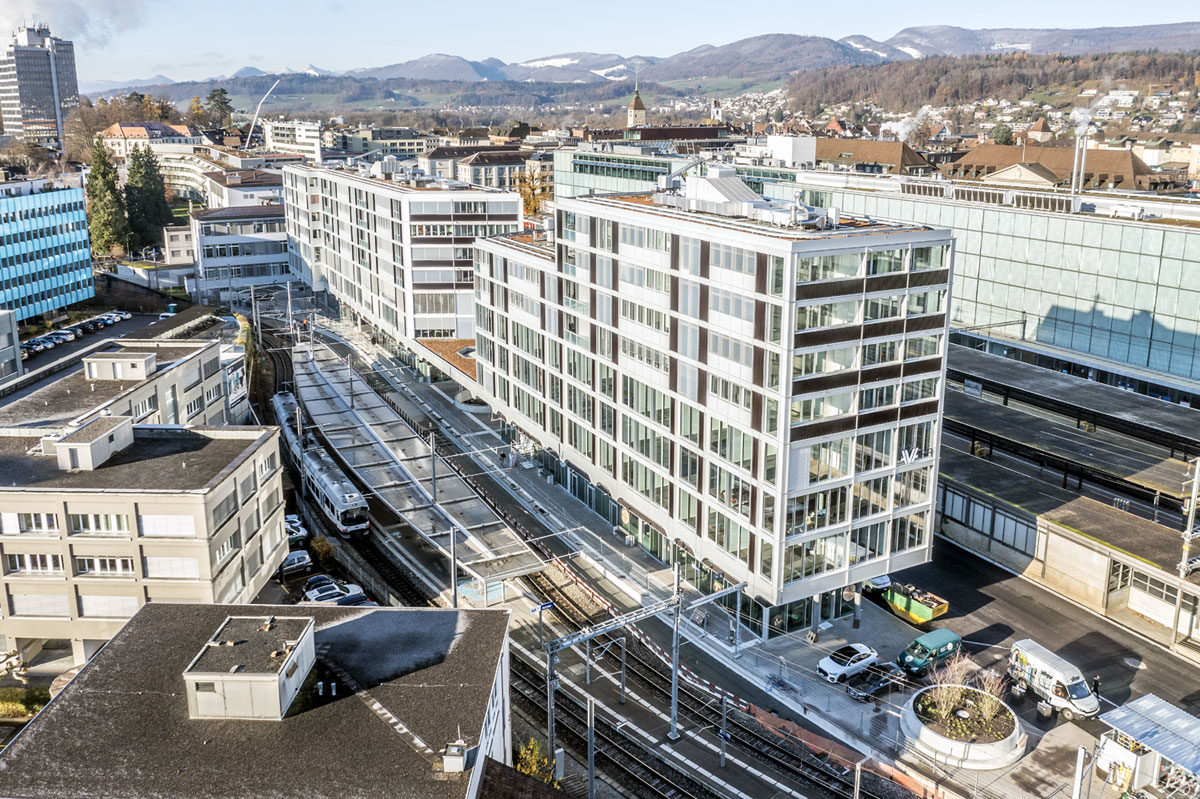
1070, 136, 1082, 194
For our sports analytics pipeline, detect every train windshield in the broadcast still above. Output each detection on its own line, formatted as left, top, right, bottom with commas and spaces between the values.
342, 507, 369, 528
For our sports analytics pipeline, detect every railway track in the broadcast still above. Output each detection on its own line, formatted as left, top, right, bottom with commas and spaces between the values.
525, 569, 890, 799
510, 656, 722, 799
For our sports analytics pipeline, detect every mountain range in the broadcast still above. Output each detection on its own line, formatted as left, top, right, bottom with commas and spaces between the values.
81, 21, 1200, 96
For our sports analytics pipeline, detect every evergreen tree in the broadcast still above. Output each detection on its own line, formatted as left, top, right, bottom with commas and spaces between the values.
206, 88, 233, 126
85, 139, 130, 256
124, 145, 173, 248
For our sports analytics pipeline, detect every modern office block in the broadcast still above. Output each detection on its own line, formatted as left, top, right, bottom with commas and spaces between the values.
0, 177, 92, 321
0, 26, 78, 151
473, 168, 952, 636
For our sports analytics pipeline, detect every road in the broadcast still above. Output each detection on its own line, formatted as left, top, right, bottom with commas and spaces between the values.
8, 313, 159, 397
892, 539, 1200, 732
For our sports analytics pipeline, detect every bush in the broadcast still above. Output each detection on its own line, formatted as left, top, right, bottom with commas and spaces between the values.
0, 686, 50, 717
309, 536, 335, 565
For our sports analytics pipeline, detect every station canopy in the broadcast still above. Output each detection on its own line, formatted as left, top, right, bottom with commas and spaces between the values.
1101, 694, 1200, 775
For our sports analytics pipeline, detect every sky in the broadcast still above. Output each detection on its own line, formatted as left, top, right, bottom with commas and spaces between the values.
1, 0, 1196, 84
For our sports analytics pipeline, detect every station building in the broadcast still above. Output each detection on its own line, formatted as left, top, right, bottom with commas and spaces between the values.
473, 168, 952, 635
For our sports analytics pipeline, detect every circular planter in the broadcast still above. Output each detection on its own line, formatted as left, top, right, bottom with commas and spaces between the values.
453, 390, 490, 414
900, 685, 1027, 770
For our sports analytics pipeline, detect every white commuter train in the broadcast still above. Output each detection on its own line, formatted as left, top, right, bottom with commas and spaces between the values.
271, 392, 370, 537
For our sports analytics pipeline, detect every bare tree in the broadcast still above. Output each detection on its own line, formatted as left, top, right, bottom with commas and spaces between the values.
972, 667, 1009, 726
925, 653, 974, 718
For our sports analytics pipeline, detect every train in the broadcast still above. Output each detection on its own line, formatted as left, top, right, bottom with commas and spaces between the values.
271, 392, 370, 538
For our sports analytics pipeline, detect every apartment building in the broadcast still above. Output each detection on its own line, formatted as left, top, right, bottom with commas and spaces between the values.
456, 150, 528, 189
0, 309, 20, 387
202, 169, 283, 208
322, 124, 431, 158
191, 205, 293, 304
96, 122, 202, 160
473, 168, 951, 636
0, 419, 286, 665
0, 176, 93, 322
0, 26, 78, 150
262, 119, 323, 161
283, 163, 520, 345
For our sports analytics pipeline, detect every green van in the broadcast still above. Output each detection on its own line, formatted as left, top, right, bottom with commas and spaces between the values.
897, 629, 962, 676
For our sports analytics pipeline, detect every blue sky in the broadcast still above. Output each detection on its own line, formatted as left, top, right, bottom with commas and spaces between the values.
4, 0, 1195, 83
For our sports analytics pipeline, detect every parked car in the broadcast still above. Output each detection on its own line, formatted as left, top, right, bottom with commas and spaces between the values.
20, 341, 43, 353
845, 663, 908, 701
43, 331, 73, 344
78, 320, 99, 332
863, 574, 892, 593
31, 338, 54, 349
19, 349, 28, 361
89, 316, 111, 327
818, 643, 879, 683
335, 593, 377, 607
284, 514, 302, 526
304, 583, 363, 603
157, 312, 176, 320
281, 550, 313, 577
1008, 639, 1099, 721
63, 326, 86, 337
303, 574, 335, 593
897, 629, 962, 677
112, 310, 132, 320
288, 527, 309, 548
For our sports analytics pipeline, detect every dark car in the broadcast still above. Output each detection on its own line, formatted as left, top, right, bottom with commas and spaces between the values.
79, 320, 99, 332
334, 593, 377, 607
845, 662, 908, 701
303, 574, 335, 593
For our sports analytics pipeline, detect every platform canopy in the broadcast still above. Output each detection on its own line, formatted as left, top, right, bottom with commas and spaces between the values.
1101, 694, 1200, 775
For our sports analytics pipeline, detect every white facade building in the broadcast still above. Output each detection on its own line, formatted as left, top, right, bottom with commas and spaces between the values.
263, 119, 323, 162
473, 169, 952, 634
191, 204, 292, 305
283, 164, 521, 345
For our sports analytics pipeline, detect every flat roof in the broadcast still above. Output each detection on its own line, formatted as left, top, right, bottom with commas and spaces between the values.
0, 427, 270, 492
56, 415, 129, 444
186, 616, 313, 675
944, 390, 1191, 499
947, 345, 1200, 450
0, 340, 211, 429
192, 204, 284, 221
940, 447, 1198, 584
1101, 694, 1200, 774
0, 603, 509, 799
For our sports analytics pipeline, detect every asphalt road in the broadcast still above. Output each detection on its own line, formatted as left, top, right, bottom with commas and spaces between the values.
892, 539, 1200, 733
18, 313, 158, 372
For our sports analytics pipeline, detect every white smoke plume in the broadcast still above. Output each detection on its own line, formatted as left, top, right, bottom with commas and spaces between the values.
881, 105, 936, 143
0, 0, 154, 46
1070, 106, 1092, 137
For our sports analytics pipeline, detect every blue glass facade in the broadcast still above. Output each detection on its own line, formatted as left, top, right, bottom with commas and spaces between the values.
0, 186, 93, 322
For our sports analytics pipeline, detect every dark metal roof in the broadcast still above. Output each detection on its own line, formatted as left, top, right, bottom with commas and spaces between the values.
1101, 694, 1200, 774
191, 204, 284, 221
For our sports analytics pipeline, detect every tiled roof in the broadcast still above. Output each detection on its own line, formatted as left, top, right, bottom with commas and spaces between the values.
942, 143, 1161, 189
813, 139, 933, 174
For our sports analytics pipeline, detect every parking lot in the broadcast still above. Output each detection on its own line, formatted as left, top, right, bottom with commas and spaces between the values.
16, 312, 158, 373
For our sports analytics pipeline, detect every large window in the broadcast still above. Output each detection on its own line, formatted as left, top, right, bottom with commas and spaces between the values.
809, 436, 853, 483
708, 464, 752, 519
783, 531, 847, 582
792, 391, 854, 425
794, 346, 856, 377
710, 421, 754, 471
797, 300, 859, 331
75, 557, 135, 576
5, 553, 63, 574
786, 486, 849, 535
69, 513, 130, 535
16, 513, 58, 533
707, 510, 751, 562
891, 512, 927, 553
796, 253, 861, 283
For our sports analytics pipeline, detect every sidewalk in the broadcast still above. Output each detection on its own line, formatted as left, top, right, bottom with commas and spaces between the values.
319, 318, 1101, 799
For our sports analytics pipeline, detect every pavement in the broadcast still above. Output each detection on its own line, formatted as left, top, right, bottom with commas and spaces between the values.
313, 316, 1193, 799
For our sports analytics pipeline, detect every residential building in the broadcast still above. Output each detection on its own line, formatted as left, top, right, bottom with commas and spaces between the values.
0, 419, 286, 665
283, 163, 520, 345
191, 205, 293, 305
96, 122, 202, 160
262, 119, 323, 161
0, 176, 93, 322
941, 143, 1171, 191
455, 150, 528, 189
473, 168, 951, 635
0, 604, 511, 799
321, 124, 431, 158
418, 145, 521, 180
812, 139, 935, 176
0, 26, 78, 150
0, 309, 20, 386
202, 169, 283, 208
161, 225, 195, 265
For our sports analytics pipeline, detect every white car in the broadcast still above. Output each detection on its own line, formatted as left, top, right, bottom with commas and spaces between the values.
863, 574, 892, 593
285, 514, 302, 526
304, 583, 363, 603
817, 643, 879, 683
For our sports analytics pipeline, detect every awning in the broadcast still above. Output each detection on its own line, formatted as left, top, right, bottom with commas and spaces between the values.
1101, 694, 1200, 775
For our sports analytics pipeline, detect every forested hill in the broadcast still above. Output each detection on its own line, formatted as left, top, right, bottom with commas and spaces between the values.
787, 52, 1200, 114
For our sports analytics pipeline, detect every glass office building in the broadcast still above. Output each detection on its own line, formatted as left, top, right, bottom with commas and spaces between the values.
0, 181, 93, 322
0, 26, 78, 151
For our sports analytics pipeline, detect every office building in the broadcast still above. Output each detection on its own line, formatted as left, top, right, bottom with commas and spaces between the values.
202, 169, 283, 208
473, 168, 951, 635
191, 205, 293, 305
322, 124, 431, 159
455, 150, 528, 189
283, 163, 520, 347
0, 604, 512, 799
0, 176, 93, 322
0, 26, 78, 150
96, 122, 202, 160
262, 119, 323, 161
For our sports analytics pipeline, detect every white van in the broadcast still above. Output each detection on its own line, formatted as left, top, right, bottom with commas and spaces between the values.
1008, 639, 1099, 721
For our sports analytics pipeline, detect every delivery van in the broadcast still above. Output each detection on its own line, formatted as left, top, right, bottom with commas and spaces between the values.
897, 629, 962, 676
1008, 639, 1099, 721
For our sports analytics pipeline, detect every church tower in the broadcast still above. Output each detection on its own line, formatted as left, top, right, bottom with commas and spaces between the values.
626, 76, 646, 129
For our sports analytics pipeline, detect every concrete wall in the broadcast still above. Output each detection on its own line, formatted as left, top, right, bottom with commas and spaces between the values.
1038, 525, 1109, 609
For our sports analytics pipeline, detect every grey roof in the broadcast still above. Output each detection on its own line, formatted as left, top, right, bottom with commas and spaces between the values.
0, 427, 270, 492
186, 616, 313, 675
56, 415, 129, 444
1101, 694, 1200, 774
0, 603, 510, 799
191, 204, 284, 221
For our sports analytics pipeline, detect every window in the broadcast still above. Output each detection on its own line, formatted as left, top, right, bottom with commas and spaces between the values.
891, 512, 927, 553
185, 396, 205, 419
5, 553, 63, 574
258, 453, 278, 478
211, 490, 238, 529
79, 594, 139, 617
710, 243, 755, 275
143, 556, 200, 579
792, 391, 854, 424
16, 513, 58, 533
786, 486, 849, 535
75, 557, 135, 576
709, 287, 756, 322
620, 455, 669, 508
867, 250, 903, 275
709, 421, 753, 471
707, 510, 751, 562
708, 332, 755, 368
709, 463, 752, 519
855, 429, 893, 472
853, 476, 891, 517
858, 385, 896, 411
794, 346, 856, 377
796, 252, 861, 282
809, 437, 853, 483
850, 522, 886, 563
783, 531, 847, 582
901, 378, 939, 404
678, 488, 699, 531
796, 300, 858, 331
10, 593, 70, 616
69, 513, 130, 535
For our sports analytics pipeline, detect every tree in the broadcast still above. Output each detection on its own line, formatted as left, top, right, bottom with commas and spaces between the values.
85, 139, 130, 257
186, 95, 206, 127
206, 88, 233, 127
514, 738, 558, 786
515, 166, 551, 217
990, 123, 1014, 145
124, 145, 173, 248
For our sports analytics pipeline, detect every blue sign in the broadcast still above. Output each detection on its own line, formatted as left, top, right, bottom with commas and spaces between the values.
531, 601, 555, 613
716, 731, 732, 741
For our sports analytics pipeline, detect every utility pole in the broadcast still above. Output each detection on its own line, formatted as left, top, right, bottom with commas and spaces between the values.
449, 522, 458, 609
668, 563, 682, 741
430, 431, 437, 504
719, 695, 728, 767
1172, 457, 1200, 648
287, 281, 294, 337
586, 697, 596, 799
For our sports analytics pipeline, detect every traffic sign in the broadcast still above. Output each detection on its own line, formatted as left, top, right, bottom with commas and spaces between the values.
531, 601, 555, 613
716, 731, 732, 741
